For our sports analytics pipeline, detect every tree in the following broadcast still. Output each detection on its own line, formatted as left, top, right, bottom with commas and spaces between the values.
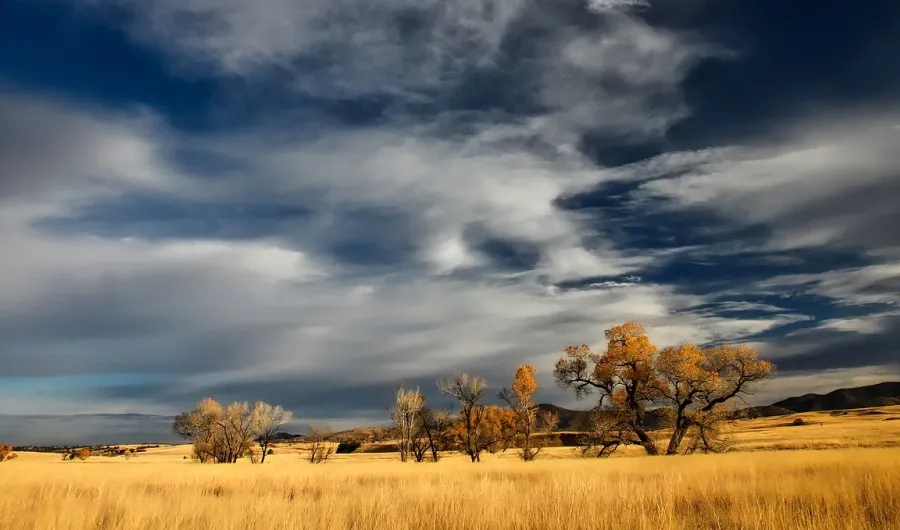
499, 364, 558, 461
305, 424, 335, 464
174, 397, 227, 463
415, 407, 454, 462
0, 444, 11, 462
439, 373, 492, 462
481, 406, 518, 454
252, 402, 292, 464
554, 322, 774, 456
389, 386, 424, 462
173, 398, 291, 463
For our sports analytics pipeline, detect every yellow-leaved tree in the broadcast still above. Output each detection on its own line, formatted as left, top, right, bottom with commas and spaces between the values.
554, 322, 774, 456
500, 364, 558, 461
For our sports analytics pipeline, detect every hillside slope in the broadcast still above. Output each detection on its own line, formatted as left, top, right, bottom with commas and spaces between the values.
771, 381, 900, 412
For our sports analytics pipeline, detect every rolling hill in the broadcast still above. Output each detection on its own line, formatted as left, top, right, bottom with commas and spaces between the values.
769, 381, 900, 412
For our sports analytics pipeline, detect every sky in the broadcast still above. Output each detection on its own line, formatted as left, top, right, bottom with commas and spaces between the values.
1, 0, 899, 445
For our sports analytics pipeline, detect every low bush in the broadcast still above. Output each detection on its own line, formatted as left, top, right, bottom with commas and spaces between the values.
336, 441, 362, 454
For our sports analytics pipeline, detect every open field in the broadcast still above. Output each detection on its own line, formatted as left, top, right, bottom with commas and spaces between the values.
2, 407, 899, 530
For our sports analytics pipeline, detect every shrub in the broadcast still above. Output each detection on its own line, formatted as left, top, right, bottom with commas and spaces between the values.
6, 453, 18, 461
792, 418, 807, 426
557, 433, 581, 447
267, 448, 275, 455
75, 448, 91, 460
0, 444, 11, 462
336, 441, 361, 454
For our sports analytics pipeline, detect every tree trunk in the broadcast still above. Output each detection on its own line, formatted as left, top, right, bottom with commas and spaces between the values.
633, 426, 658, 456
666, 420, 690, 455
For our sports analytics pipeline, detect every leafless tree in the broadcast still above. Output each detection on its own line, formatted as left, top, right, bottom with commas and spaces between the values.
306, 424, 335, 464
252, 402, 293, 464
578, 410, 639, 458
416, 407, 454, 462
439, 373, 491, 462
389, 386, 424, 462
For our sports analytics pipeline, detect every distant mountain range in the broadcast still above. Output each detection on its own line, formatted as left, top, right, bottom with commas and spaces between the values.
740, 381, 900, 418
539, 381, 900, 429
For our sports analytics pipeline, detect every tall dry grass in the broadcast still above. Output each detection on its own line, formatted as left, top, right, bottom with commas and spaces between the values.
1, 448, 898, 530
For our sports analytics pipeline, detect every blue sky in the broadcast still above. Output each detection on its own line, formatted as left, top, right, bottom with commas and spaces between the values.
1, 0, 899, 445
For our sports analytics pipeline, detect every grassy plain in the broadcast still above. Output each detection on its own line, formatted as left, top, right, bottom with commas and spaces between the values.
2, 407, 899, 530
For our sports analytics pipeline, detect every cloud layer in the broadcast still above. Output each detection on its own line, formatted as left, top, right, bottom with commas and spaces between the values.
1, 0, 899, 444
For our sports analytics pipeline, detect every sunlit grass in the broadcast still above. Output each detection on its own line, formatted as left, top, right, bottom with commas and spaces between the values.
1, 448, 898, 530
1, 407, 898, 530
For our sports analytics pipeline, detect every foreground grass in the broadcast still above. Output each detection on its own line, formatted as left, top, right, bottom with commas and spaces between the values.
2, 448, 898, 530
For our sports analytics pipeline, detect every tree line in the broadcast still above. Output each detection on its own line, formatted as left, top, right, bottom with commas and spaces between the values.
171, 322, 775, 463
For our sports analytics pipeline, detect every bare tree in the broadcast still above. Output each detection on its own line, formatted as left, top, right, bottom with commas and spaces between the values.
439, 373, 493, 462
389, 386, 424, 462
306, 424, 335, 464
413, 407, 454, 462
577, 410, 638, 458
252, 402, 293, 464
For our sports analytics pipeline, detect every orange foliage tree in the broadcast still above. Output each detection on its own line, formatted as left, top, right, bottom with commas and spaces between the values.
481, 405, 518, 453
554, 322, 775, 456
446, 405, 516, 459
500, 364, 558, 461
439, 373, 520, 462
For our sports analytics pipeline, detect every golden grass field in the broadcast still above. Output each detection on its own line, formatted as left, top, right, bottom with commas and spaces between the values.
2, 407, 899, 530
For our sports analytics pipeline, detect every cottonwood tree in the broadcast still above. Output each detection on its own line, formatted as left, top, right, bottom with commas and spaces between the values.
480, 405, 518, 454
173, 398, 293, 463
439, 373, 492, 462
253, 402, 292, 464
499, 365, 558, 461
554, 322, 774, 456
389, 386, 425, 462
